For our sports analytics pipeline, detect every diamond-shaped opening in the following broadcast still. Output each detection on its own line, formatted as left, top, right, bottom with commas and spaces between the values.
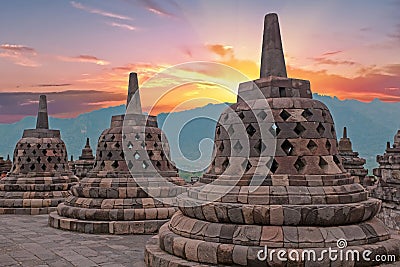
111, 160, 119, 169
127, 141, 133, 149
27, 144, 31, 148
238, 112, 245, 120
322, 110, 327, 120
227, 125, 234, 135
158, 134, 162, 141
148, 150, 154, 157
128, 160, 133, 169
254, 139, 266, 154
107, 151, 113, 158
142, 161, 149, 169
267, 158, 279, 173
56, 144, 60, 148
257, 110, 267, 120
160, 151, 165, 158
134, 152, 140, 160
333, 155, 341, 165
317, 123, 325, 135
222, 158, 230, 169
111, 135, 115, 141
30, 164, 35, 170
141, 141, 146, 149
146, 133, 152, 139
233, 141, 243, 153
37, 144, 41, 149
294, 157, 306, 172
219, 141, 225, 152
281, 140, 294, 156
100, 161, 105, 167
270, 123, 281, 136
156, 161, 162, 167
46, 156, 52, 163
135, 133, 140, 140
102, 135, 106, 140
57, 157, 61, 162
294, 122, 306, 136
123, 134, 127, 140
52, 150, 57, 155
279, 110, 291, 121
115, 142, 120, 148
17, 157, 21, 162
246, 124, 256, 137
27, 157, 31, 162
241, 160, 252, 172
53, 164, 58, 170
325, 140, 332, 152
42, 149, 47, 155
47, 143, 51, 148
319, 157, 328, 169
37, 157, 41, 163
307, 140, 318, 153
99, 151, 103, 158
301, 108, 313, 120
23, 150, 26, 155
120, 151, 124, 158
32, 150, 36, 155
216, 126, 221, 136
154, 142, 159, 148
41, 164, 46, 171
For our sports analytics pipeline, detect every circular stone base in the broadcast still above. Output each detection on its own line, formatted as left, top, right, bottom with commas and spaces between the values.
48, 211, 168, 234
145, 234, 400, 267
0, 207, 56, 215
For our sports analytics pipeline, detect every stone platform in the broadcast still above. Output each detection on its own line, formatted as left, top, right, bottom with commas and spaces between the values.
0, 215, 149, 266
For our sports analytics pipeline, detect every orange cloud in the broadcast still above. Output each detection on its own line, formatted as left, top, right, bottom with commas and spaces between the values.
0, 44, 40, 67
58, 55, 110, 65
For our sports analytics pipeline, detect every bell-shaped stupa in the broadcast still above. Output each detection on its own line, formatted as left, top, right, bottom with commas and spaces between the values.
49, 73, 185, 234
371, 130, 400, 232
0, 155, 12, 175
338, 127, 368, 185
74, 138, 95, 178
0, 95, 78, 215
145, 13, 400, 266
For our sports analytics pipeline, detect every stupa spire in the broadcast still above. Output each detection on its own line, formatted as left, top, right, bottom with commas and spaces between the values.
260, 13, 287, 78
343, 126, 348, 138
85, 137, 90, 148
126, 72, 142, 114
36, 95, 49, 129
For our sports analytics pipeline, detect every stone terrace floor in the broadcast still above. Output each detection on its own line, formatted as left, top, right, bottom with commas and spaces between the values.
0, 215, 150, 267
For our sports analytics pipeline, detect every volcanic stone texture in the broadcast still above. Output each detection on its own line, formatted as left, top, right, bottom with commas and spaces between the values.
144, 13, 400, 266
0, 95, 78, 215
0, 155, 12, 174
371, 130, 400, 232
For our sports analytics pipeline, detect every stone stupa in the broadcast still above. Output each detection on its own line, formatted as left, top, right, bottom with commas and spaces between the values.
371, 130, 400, 232
338, 127, 368, 185
0, 155, 12, 174
0, 95, 78, 215
145, 13, 400, 266
49, 73, 185, 234
74, 138, 95, 178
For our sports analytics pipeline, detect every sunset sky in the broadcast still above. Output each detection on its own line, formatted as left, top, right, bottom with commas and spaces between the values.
0, 0, 399, 123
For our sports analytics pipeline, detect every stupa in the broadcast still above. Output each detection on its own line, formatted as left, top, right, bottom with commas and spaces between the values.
49, 73, 185, 234
0, 95, 78, 215
338, 127, 368, 185
145, 13, 400, 266
371, 130, 400, 232
74, 138, 95, 178
0, 155, 12, 174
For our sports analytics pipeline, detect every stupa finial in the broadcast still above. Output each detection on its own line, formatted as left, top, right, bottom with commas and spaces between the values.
85, 137, 90, 148
126, 72, 142, 114
36, 95, 49, 129
260, 13, 287, 78
343, 127, 348, 138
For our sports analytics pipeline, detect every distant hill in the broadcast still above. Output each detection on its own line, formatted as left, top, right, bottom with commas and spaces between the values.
1, 94, 399, 173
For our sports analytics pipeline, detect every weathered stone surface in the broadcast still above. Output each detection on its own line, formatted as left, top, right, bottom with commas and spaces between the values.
49, 73, 185, 234
372, 130, 400, 232
145, 13, 400, 267
0, 95, 78, 215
